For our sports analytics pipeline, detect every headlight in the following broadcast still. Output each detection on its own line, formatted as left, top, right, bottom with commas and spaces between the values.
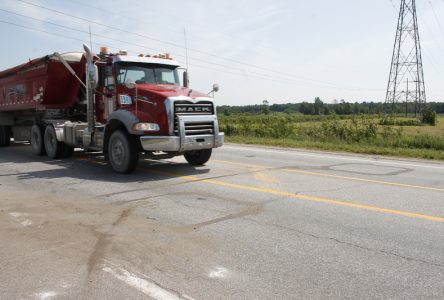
132, 123, 160, 132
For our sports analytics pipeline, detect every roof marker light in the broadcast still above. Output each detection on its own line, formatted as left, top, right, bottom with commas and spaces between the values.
100, 47, 108, 55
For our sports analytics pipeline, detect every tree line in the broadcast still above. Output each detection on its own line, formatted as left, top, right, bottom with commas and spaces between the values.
218, 98, 444, 116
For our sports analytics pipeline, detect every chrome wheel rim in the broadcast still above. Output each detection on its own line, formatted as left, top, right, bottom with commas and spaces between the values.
111, 139, 125, 166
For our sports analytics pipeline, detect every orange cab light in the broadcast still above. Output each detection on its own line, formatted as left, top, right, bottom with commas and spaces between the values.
100, 47, 109, 54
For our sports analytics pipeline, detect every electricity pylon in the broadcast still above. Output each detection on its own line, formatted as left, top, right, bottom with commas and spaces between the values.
385, 0, 426, 115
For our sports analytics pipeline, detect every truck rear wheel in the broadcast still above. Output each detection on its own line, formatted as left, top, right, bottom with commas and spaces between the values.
108, 130, 139, 174
44, 125, 65, 159
184, 149, 212, 166
30, 125, 46, 155
0, 126, 11, 147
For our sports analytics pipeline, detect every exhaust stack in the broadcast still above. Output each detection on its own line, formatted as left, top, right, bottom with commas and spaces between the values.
83, 44, 97, 145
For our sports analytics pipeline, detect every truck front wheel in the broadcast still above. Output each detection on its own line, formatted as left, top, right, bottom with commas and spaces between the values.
44, 125, 65, 159
30, 125, 46, 155
108, 130, 139, 174
184, 149, 212, 166
0, 126, 11, 147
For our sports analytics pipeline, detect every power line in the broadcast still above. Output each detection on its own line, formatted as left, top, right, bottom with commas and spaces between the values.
14, 0, 383, 89
0, 19, 321, 87
0, 8, 174, 55
428, 0, 444, 37
0, 18, 385, 93
389, 0, 444, 75
0, 19, 335, 89
0, 7, 383, 92
413, 2, 444, 74
66, 0, 279, 55
14, 0, 306, 78
0, 8, 323, 86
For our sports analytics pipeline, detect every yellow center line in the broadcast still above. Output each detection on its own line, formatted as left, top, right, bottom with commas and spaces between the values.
78, 157, 444, 223
212, 159, 444, 193
146, 169, 444, 223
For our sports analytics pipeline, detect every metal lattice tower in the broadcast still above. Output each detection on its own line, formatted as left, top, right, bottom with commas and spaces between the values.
385, 0, 426, 114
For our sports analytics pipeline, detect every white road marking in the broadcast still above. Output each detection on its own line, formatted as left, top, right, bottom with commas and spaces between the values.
35, 291, 58, 299
102, 266, 194, 300
223, 145, 444, 170
9, 212, 33, 227
61, 282, 71, 289
208, 267, 229, 279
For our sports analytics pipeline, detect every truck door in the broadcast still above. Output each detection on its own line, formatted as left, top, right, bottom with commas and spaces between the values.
102, 65, 116, 121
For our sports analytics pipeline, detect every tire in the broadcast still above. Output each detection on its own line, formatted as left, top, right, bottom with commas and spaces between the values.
44, 125, 65, 159
184, 149, 212, 166
0, 126, 11, 147
108, 130, 139, 174
30, 125, 46, 155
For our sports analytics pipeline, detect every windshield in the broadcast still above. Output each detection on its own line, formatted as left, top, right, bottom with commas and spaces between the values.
116, 62, 180, 85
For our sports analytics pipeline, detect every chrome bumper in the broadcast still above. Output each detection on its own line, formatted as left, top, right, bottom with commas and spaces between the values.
140, 115, 224, 152
140, 133, 224, 152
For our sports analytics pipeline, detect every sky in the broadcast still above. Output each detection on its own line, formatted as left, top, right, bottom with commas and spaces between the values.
0, 0, 443, 105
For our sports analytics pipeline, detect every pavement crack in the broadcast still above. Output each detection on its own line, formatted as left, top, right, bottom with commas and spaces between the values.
191, 204, 264, 230
267, 221, 444, 270
113, 192, 179, 206
189, 200, 275, 231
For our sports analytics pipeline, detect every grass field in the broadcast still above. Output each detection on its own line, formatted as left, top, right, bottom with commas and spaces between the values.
218, 114, 444, 160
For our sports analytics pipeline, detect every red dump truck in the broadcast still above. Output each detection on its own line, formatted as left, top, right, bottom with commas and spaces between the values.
0, 45, 224, 173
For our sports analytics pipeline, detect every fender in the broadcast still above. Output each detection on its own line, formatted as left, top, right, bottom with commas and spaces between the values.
102, 110, 144, 155
107, 110, 142, 135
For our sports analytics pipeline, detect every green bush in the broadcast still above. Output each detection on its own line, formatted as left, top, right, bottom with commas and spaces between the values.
380, 115, 421, 126
422, 107, 437, 126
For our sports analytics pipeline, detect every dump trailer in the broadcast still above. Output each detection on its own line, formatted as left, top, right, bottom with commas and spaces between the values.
0, 45, 224, 173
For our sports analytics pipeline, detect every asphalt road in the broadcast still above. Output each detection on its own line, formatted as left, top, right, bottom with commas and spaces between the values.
1, 142, 444, 299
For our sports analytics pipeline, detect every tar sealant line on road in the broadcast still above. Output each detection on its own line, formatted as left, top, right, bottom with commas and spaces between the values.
102, 265, 194, 300
223, 145, 444, 170
144, 169, 444, 224
212, 159, 444, 193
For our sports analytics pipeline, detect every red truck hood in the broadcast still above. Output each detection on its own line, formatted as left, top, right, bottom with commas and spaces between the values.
136, 84, 208, 99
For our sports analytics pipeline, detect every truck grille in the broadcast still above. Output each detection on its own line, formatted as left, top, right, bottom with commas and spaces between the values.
174, 101, 214, 136
183, 122, 214, 136
174, 101, 213, 115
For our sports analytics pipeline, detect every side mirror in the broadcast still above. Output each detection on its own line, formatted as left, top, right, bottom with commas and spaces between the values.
183, 71, 189, 88
208, 83, 220, 96
125, 78, 136, 89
